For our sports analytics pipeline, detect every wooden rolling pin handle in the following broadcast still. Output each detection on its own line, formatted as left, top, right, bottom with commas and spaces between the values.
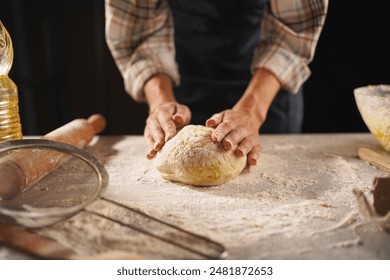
87, 114, 106, 134
43, 114, 106, 148
0, 114, 107, 200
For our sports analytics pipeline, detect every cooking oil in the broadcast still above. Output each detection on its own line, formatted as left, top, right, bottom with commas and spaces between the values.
0, 20, 22, 142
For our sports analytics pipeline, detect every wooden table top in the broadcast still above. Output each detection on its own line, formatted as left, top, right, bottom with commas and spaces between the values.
1, 134, 389, 259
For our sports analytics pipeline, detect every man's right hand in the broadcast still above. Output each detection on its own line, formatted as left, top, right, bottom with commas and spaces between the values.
144, 74, 191, 159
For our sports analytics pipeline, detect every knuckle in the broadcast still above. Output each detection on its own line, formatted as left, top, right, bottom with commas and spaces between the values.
230, 129, 244, 141
220, 122, 233, 131
146, 116, 156, 125
240, 137, 253, 149
213, 112, 222, 118
165, 122, 177, 136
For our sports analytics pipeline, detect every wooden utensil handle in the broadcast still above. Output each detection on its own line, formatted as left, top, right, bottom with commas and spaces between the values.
0, 114, 106, 200
43, 114, 106, 148
0, 221, 139, 260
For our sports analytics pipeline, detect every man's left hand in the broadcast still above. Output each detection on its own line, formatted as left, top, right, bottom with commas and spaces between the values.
206, 108, 261, 166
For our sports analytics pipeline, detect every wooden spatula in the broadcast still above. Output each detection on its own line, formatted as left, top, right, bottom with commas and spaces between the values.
358, 147, 390, 173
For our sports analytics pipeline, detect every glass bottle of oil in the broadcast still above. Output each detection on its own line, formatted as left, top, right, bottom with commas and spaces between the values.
0, 20, 22, 142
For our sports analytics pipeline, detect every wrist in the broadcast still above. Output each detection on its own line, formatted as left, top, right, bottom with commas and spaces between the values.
144, 74, 176, 113
234, 68, 281, 126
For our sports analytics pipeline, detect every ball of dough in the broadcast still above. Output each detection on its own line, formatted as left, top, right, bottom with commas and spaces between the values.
154, 125, 247, 186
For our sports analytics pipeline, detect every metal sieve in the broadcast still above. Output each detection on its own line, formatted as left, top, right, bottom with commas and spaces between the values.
0, 139, 108, 228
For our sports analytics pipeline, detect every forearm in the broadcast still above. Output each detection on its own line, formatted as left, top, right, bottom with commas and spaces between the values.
144, 74, 176, 113
105, 0, 179, 102
234, 68, 281, 127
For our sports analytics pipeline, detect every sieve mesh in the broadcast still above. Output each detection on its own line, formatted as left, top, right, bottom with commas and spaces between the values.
0, 139, 108, 228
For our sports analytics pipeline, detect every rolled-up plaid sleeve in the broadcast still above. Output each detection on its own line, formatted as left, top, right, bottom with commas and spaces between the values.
252, 0, 328, 93
105, 0, 179, 102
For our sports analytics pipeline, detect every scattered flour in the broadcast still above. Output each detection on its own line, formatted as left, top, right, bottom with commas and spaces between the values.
33, 134, 389, 259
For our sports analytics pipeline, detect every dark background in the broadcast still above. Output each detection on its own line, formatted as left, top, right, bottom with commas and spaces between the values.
0, 0, 389, 135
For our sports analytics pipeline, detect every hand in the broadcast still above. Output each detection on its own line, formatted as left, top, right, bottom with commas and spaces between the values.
143, 74, 191, 159
205, 68, 281, 166
206, 109, 261, 166
144, 102, 191, 159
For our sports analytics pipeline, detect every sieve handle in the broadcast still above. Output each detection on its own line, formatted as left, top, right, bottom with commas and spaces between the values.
0, 114, 106, 200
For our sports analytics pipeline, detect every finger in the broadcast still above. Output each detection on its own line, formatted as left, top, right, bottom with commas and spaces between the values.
146, 116, 165, 151
206, 112, 224, 128
155, 109, 177, 142
173, 105, 191, 127
147, 149, 158, 160
247, 144, 261, 166
235, 137, 253, 157
144, 127, 157, 159
144, 127, 154, 150
160, 119, 177, 142
211, 121, 233, 143
222, 129, 247, 151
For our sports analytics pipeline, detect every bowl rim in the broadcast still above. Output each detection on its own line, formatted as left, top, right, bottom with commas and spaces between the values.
354, 84, 390, 96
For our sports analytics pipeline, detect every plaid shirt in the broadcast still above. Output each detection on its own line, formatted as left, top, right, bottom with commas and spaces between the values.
105, 0, 328, 102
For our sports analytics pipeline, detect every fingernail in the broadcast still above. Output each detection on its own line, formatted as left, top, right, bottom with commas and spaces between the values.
248, 158, 257, 165
147, 149, 157, 159
153, 142, 162, 151
206, 119, 215, 127
173, 115, 183, 124
223, 139, 232, 150
236, 148, 245, 157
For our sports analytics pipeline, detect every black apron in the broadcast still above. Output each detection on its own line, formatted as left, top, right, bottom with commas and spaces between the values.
168, 0, 303, 133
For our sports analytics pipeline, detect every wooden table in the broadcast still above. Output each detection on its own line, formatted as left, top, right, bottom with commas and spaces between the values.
1, 134, 390, 259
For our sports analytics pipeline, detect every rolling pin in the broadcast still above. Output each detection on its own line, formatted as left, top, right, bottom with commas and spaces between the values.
0, 114, 106, 200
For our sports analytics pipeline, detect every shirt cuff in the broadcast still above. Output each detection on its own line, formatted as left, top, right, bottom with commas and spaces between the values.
251, 48, 311, 94
123, 52, 180, 102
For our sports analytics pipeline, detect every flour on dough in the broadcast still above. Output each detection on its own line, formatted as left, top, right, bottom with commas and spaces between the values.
154, 125, 247, 186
